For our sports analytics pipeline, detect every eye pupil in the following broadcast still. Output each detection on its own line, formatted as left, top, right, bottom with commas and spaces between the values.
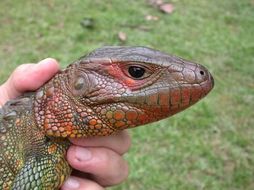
128, 66, 145, 79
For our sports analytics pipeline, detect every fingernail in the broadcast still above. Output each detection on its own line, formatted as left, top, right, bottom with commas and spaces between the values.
38, 58, 56, 66
75, 147, 92, 162
62, 177, 80, 189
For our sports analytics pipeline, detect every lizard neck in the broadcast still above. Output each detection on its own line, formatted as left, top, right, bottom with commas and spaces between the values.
33, 70, 116, 138
34, 71, 73, 138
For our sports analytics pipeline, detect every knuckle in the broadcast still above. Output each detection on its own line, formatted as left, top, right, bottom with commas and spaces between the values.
11, 64, 32, 88
13, 64, 31, 76
118, 159, 129, 182
118, 131, 132, 154
93, 149, 129, 186
108, 159, 129, 186
84, 182, 105, 190
62, 177, 105, 190
100, 148, 112, 164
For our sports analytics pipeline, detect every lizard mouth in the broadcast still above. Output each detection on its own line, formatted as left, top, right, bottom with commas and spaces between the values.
209, 73, 214, 89
150, 66, 214, 117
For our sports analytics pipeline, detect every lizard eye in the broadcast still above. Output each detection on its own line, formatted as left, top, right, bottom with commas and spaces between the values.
128, 66, 145, 79
126, 65, 152, 80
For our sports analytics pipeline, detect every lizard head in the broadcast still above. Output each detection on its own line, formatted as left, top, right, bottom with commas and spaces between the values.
35, 46, 214, 138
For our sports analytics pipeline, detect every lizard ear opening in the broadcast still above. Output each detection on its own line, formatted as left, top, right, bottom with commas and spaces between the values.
71, 75, 89, 96
74, 77, 85, 90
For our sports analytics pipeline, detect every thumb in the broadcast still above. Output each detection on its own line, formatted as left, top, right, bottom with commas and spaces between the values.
0, 58, 60, 106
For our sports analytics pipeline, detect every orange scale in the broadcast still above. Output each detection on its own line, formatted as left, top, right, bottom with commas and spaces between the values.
95, 124, 102, 129
115, 121, 125, 128
89, 119, 97, 126
126, 111, 138, 121
44, 123, 51, 129
113, 110, 125, 120
59, 127, 65, 132
48, 144, 57, 154
66, 125, 72, 132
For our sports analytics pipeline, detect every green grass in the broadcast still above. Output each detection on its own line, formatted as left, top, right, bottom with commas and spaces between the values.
0, 0, 253, 189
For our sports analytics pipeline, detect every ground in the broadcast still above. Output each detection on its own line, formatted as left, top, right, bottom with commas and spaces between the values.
0, 0, 253, 189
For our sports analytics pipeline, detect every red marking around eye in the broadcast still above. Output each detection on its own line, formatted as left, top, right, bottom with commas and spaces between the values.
125, 78, 136, 86
106, 64, 144, 88
107, 65, 122, 77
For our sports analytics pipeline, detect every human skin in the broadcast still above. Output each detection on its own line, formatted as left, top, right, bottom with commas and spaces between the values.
0, 58, 131, 190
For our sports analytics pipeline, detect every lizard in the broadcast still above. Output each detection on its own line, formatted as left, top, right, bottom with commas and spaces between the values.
0, 46, 214, 189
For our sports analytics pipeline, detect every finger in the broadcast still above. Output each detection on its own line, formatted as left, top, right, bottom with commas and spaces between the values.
69, 130, 131, 155
67, 146, 129, 187
0, 58, 59, 104
61, 176, 104, 190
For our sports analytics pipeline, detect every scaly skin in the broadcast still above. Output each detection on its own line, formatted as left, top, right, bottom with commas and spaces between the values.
0, 46, 214, 189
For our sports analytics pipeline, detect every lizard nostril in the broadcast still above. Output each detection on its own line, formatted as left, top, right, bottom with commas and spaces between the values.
195, 66, 210, 84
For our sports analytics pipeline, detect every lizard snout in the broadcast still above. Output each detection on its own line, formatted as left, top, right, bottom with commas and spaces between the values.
195, 65, 213, 86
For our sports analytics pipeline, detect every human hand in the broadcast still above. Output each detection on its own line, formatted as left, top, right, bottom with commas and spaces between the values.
0, 58, 130, 190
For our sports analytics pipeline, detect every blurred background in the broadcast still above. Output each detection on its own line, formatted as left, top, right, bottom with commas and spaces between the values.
0, 0, 253, 189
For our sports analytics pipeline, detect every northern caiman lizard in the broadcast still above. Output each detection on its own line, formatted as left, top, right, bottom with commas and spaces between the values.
0, 46, 214, 189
